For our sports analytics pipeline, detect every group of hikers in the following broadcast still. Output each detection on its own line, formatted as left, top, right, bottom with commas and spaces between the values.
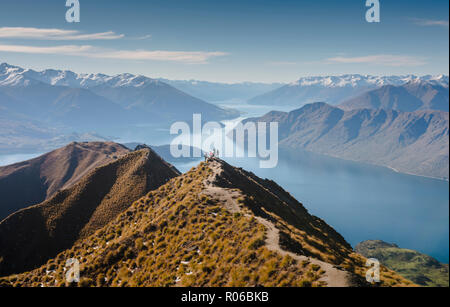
204, 148, 220, 161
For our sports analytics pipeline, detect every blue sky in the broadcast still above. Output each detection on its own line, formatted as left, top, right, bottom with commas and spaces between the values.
0, 0, 448, 82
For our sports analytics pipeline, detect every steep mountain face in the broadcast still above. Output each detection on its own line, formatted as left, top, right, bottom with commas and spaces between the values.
339, 81, 449, 112
0, 159, 413, 287
244, 102, 449, 179
0, 147, 180, 276
248, 74, 448, 107
0, 142, 130, 220
356, 240, 449, 287
0, 63, 238, 127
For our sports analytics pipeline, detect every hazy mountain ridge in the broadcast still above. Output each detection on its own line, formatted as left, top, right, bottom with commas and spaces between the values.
0, 145, 180, 276
159, 79, 284, 102
248, 74, 448, 107
340, 81, 449, 112
88, 81, 237, 121
0, 75, 147, 133
0, 158, 413, 287
355, 240, 449, 287
245, 102, 449, 179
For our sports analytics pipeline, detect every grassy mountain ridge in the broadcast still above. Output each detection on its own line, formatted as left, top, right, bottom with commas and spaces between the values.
0, 147, 180, 276
0, 159, 413, 287
355, 240, 449, 287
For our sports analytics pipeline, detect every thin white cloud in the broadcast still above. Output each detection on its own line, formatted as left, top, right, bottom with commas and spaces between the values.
0, 44, 94, 54
136, 34, 152, 40
100, 50, 228, 63
0, 43, 227, 64
412, 18, 449, 28
0, 27, 124, 40
326, 54, 426, 67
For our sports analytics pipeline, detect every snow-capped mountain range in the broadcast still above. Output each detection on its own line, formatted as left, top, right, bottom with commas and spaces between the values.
288, 74, 448, 88
249, 74, 448, 106
3, 62, 447, 92
1, 62, 449, 108
0, 63, 162, 88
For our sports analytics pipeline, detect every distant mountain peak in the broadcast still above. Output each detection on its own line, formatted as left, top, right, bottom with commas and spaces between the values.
0, 62, 21, 72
